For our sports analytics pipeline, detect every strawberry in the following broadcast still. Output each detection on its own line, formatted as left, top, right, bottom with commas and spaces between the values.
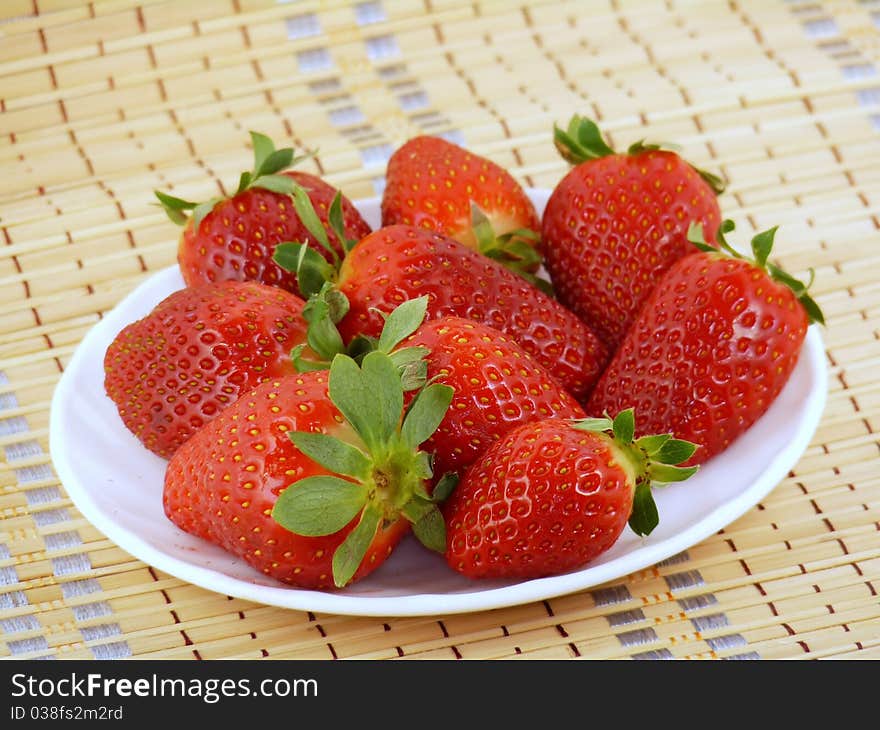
275, 221, 609, 402
381, 135, 542, 279
587, 221, 824, 465
542, 115, 724, 349
104, 280, 312, 459
405, 317, 586, 480
444, 409, 698, 580
164, 350, 455, 589
155, 132, 371, 299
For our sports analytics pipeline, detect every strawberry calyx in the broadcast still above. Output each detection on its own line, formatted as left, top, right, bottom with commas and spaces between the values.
289, 282, 431, 393
553, 114, 726, 195
470, 204, 553, 295
287, 283, 349, 373
272, 180, 361, 298
271, 349, 455, 588
687, 219, 825, 326
154, 131, 314, 231
573, 408, 699, 537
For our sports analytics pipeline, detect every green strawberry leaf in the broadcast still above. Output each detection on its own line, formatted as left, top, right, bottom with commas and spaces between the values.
191, 198, 222, 232
766, 264, 825, 325
288, 432, 372, 480
154, 190, 197, 225
798, 292, 825, 326
649, 463, 699, 484
327, 191, 359, 253
471, 203, 497, 252
553, 115, 616, 165
389, 346, 430, 368
524, 273, 555, 297
471, 203, 546, 287
250, 131, 276, 176
322, 285, 350, 323
235, 171, 252, 196
301, 288, 346, 361
702, 220, 826, 326
686, 221, 717, 253
695, 166, 726, 195
332, 501, 382, 587
431, 472, 459, 503
402, 498, 446, 553
612, 408, 635, 444
291, 184, 338, 264
714, 219, 742, 258
257, 148, 295, 178
346, 334, 378, 363
628, 481, 659, 537
251, 173, 297, 195
413, 451, 434, 480
377, 296, 429, 353
627, 139, 670, 155
157, 131, 310, 233
572, 416, 614, 433
635, 433, 671, 456
329, 352, 404, 455
273, 241, 336, 298
654, 438, 699, 466
290, 343, 330, 373
272, 475, 367, 537
767, 264, 806, 296
398, 358, 428, 392
751, 226, 777, 269
400, 382, 454, 449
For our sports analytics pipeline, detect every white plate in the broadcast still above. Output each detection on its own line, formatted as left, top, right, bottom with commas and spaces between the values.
49, 192, 828, 617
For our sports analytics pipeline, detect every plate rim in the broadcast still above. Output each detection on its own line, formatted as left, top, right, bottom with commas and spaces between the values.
48, 197, 828, 617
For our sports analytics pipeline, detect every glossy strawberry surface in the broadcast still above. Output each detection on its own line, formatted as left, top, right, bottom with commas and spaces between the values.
407, 317, 586, 480
542, 150, 720, 349
444, 418, 634, 580
381, 135, 539, 250
163, 372, 409, 589
337, 225, 608, 402
104, 280, 308, 459
587, 252, 810, 464
178, 171, 371, 297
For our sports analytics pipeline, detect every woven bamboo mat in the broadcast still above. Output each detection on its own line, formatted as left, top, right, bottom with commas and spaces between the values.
1, 0, 878, 661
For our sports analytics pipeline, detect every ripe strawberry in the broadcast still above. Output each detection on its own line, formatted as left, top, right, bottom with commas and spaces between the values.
542, 115, 724, 349
405, 317, 586, 479
275, 223, 609, 402
104, 280, 311, 458
587, 222, 824, 465
444, 409, 698, 580
155, 132, 371, 298
381, 135, 541, 278
164, 351, 454, 589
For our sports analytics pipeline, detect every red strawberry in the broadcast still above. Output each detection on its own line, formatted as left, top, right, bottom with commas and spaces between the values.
542, 115, 724, 349
405, 317, 586, 479
381, 135, 541, 278
276, 223, 609, 402
155, 132, 371, 299
164, 351, 454, 589
444, 409, 698, 580
104, 280, 310, 458
587, 222, 824, 465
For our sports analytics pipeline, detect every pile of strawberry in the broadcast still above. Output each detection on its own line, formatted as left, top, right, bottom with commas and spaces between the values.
103, 119, 822, 590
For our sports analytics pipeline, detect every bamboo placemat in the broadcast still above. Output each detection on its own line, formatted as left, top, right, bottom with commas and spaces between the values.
1, 0, 879, 661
